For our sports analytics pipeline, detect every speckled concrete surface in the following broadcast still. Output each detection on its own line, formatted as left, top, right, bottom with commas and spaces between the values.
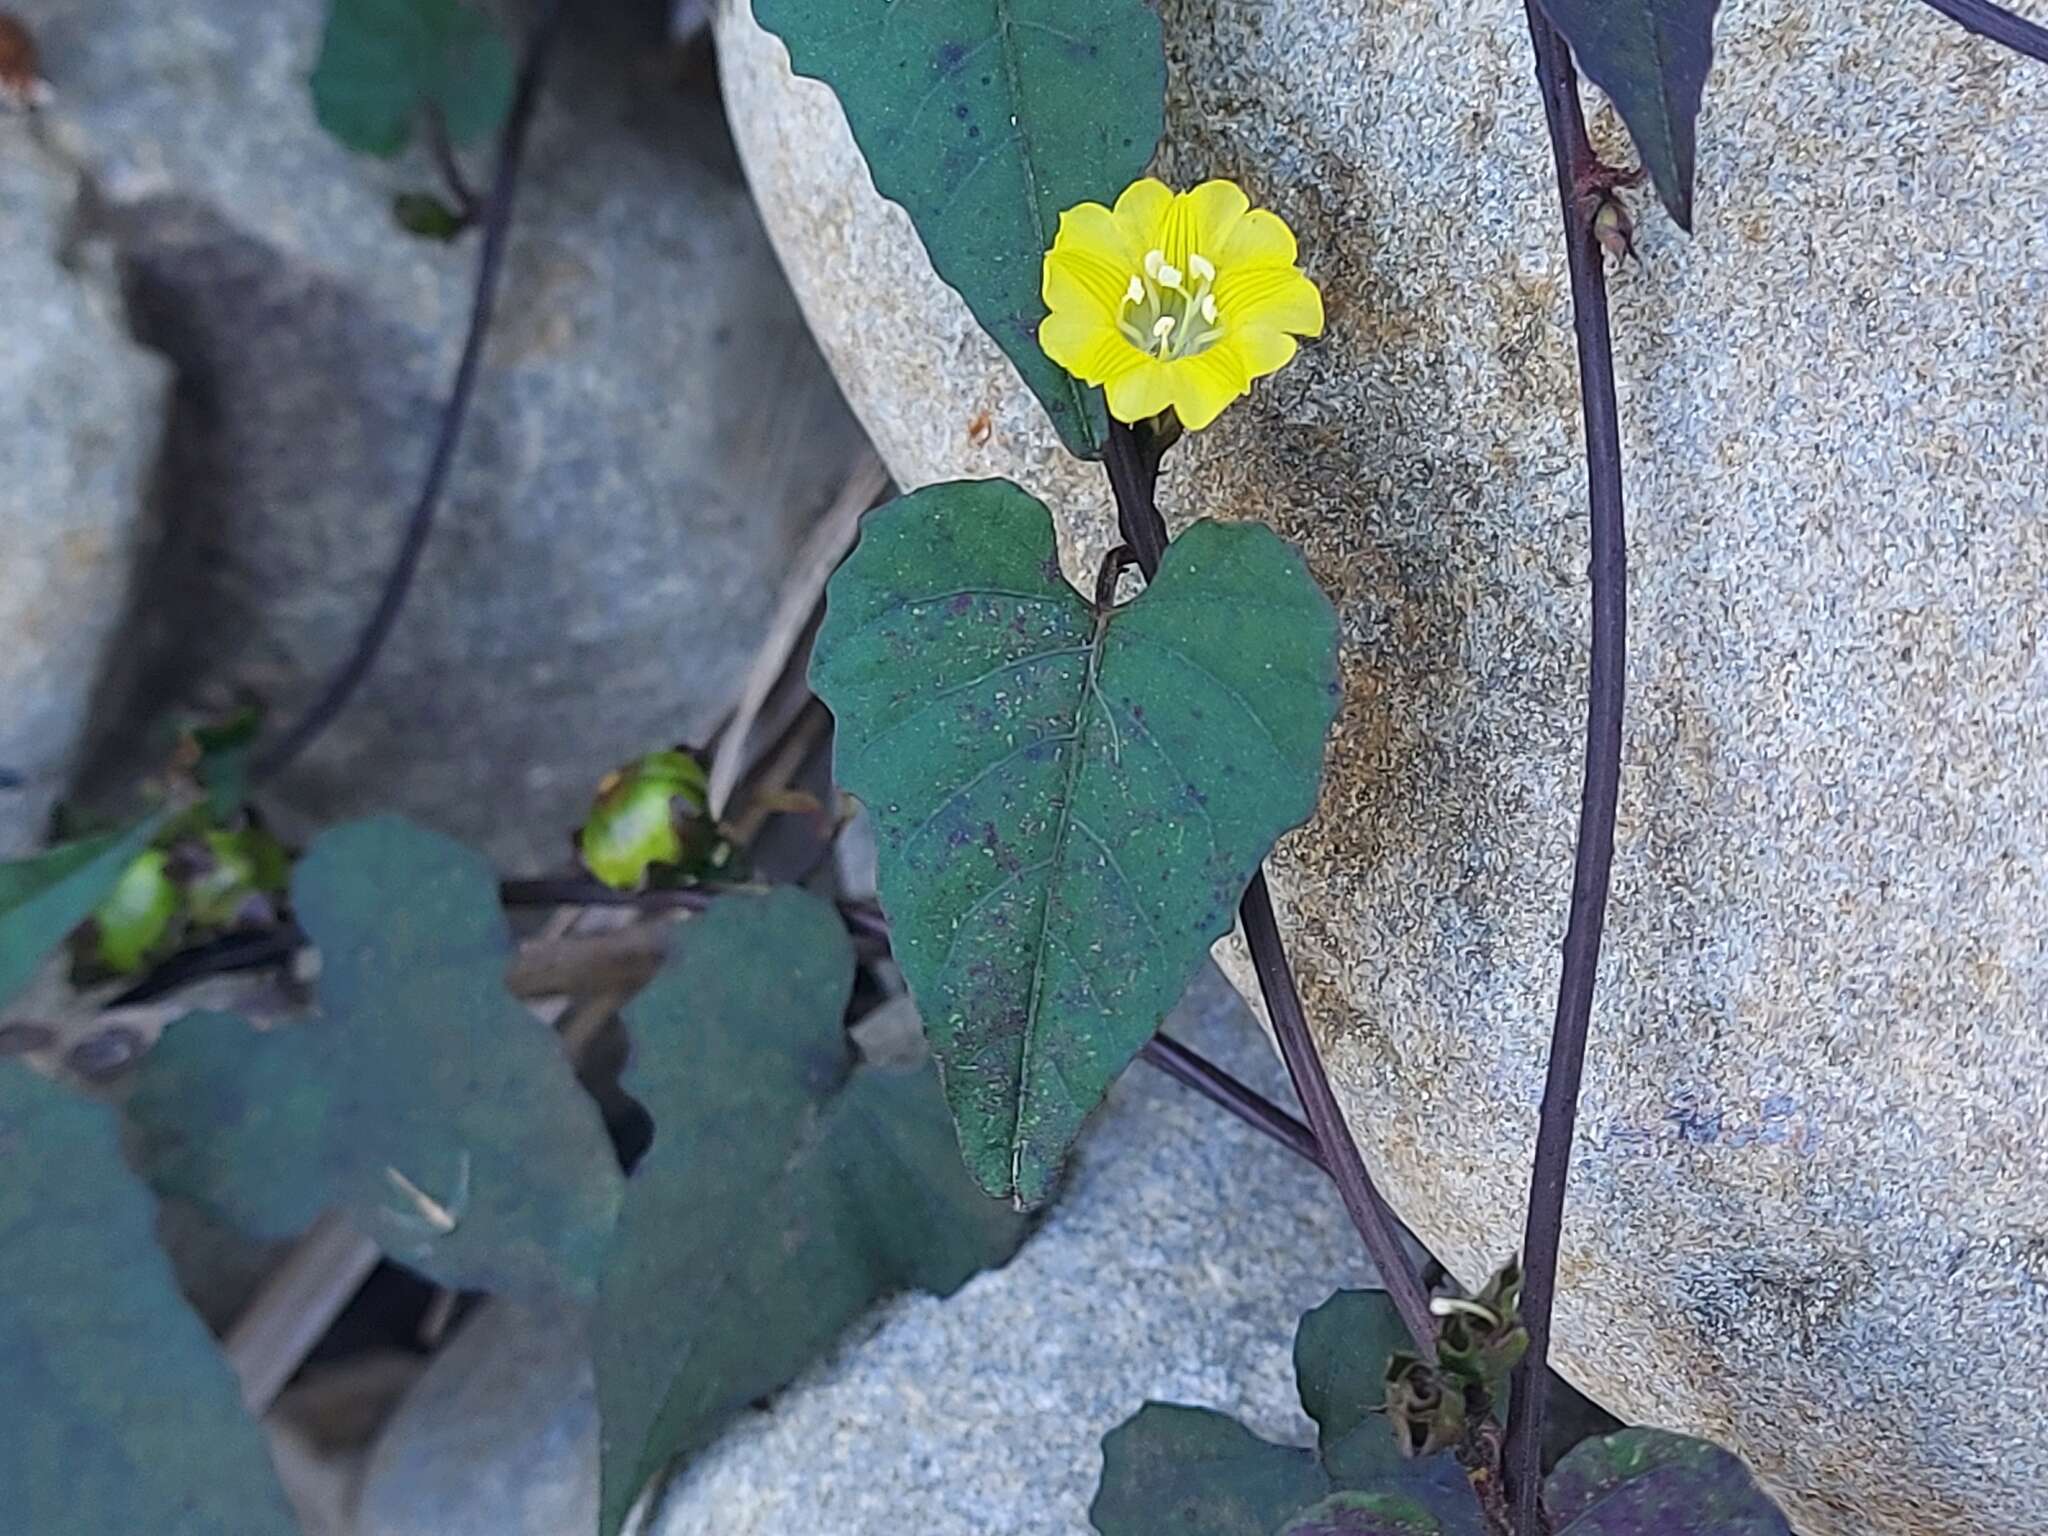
716, 2, 2048, 1531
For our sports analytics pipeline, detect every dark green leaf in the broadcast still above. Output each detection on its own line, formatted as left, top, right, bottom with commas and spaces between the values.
593, 888, 1027, 1536
0, 814, 167, 1008
1546, 1428, 1792, 1535
391, 189, 470, 240
128, 816, 622, 1300
310, 0, 514, 157
0, 1064, 297, 1535
1533, 0, 1722, 229
1093, 1405, 1328, 1536
751, 0, 1164, 457
189, 706, 264, 820
811, 479, 1340, 1204
1278, 1491, 1456, 1536
1294, 1289, 1410, 1484
1540, 1377, 1624, 1473
1093, 1291, 1484, 1536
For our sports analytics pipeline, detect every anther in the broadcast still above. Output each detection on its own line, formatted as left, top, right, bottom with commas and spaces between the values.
1189, 253, 1216, 283
1201, 294, 1219, 324
1125, 275, 1146, 306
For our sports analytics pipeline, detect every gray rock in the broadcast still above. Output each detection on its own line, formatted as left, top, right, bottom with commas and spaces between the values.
648, 964, 1379, 1534
19, 0, 865, 869
0, 118, 169, 855
356, 1297, 597, 1536
716, 3, 2048, 1533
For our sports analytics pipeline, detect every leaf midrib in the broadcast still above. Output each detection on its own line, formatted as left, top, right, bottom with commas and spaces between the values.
1010, 599, 1111, 1193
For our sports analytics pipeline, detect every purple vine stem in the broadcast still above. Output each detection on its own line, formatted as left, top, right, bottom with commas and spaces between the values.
255, 0, 569, 782
1917, 0, 2048, 64
1501, 6, 1630, 1528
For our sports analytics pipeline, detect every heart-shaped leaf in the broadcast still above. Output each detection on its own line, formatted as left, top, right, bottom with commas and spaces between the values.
1532, 0, 1723, 229
811, 479, 1340, 1204
752, 0, 1164, 458
593, 888, 1028, 1536
127, 816, 623, 1301
311, 0, 514, 157
1546, 1428, 1793, 1534
0, 1064, 297, 1535
1093, 1290, 1484, 1536
1, 813, 167, 1009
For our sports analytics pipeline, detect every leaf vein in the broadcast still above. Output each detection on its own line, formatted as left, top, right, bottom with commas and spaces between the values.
936, 855, 1058, 976
1134, 641, 1295, 772
901, 730, 1079, 857
1069, 814, 1165, 951
849, 646, 1091, 761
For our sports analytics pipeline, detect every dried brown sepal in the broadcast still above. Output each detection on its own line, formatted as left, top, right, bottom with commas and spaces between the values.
1591, 196, 1636, 268
1385, 1352, 1467, 1459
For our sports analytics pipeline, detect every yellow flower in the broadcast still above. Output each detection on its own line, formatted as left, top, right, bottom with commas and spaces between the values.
1039, 177, 1324, 432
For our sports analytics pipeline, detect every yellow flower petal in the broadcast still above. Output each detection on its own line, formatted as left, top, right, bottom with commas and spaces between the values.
1161, 180, 1250, 268
1220, 324, 1299, 381
1214, 264, 1324, 337
1060, 200, 1142, 264
1044, 201, 1142, 317
1112, 178, 1173, 253
1217, 207, 1299, 269
1104, 358, 1176, 423
1169, 348, 1252, 431
1045, 245, 1130, 319
1040, 308, 1145, 386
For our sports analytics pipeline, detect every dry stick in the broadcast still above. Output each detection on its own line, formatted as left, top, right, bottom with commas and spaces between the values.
1101, 419, 1439, 1360
499, 876, 893, 950
722, 700, 831, 847
253, 0, 570, 782
1917, 0, 2048, 63
707, 452, 889, 818
1501, 9, 1631, 1529
224, 1212, 381, 1413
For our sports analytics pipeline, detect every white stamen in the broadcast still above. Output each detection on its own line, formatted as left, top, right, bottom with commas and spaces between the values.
1201, 294, 1219, 324
1151, 315, 1177, 340
1143, 248, 1166, 280
1156, 261, 1184, 290
1125, 275, 1146, 306
1189, 252, 1216, 283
